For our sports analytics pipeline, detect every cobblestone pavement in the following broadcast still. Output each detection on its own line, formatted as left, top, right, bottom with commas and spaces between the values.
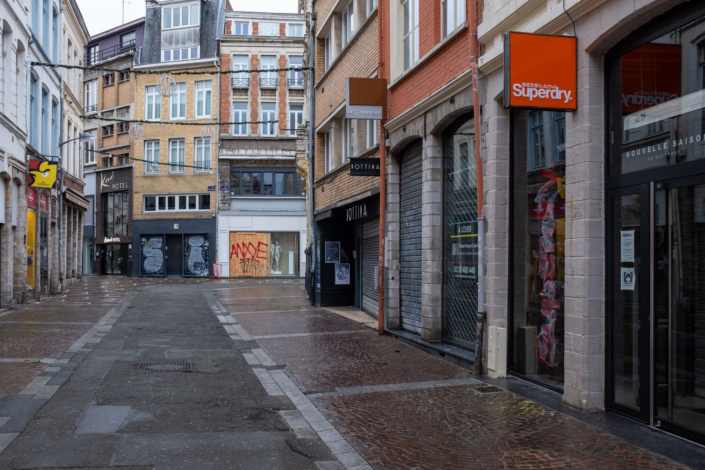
0, 279, 692, 469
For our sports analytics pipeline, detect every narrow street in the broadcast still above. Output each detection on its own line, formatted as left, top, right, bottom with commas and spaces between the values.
0, 278, 695, 469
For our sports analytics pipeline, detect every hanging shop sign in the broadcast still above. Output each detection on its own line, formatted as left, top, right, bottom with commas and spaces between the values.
28, 160, 59, 188
349, 158, 381, 177
99, 168, 131, 193
503, 32, 577, 111
345, 77, 388, 120
27, 188, 37, 208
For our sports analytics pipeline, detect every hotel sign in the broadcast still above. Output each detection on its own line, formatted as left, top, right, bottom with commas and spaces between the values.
349, 158, 380, 176
346, 77, 387, 120
99, 169, 131, 193
504, 32, 577, 111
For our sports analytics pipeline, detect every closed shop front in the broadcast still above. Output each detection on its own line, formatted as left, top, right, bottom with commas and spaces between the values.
399, 141, 423, 334
228, 232, 299, 277
361, 219, 379, 315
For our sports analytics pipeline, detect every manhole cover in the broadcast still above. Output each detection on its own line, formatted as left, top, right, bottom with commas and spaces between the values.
476, 386, 504, 394
138, 362, 193, 372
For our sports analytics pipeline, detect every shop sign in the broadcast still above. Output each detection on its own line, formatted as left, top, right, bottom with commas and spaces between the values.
504, 32, 577, 111
103, 236, 130, 244
99, 169, 131, 193
346, 203, 369, 222
345, 77, 387, 120
29, 160, 59, 188
27, 188, 36, 208
349, 158, 380, 177
39, 193, 48, 211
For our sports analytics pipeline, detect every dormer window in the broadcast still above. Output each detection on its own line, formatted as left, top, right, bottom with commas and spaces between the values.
163, 2, 200, 29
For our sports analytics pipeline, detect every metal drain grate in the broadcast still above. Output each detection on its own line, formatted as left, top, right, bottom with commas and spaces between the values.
139, 362, 193, 372
475, 386, 504, 394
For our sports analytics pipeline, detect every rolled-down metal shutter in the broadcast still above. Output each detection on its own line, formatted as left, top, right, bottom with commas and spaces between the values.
362, 220, 379, 316
399, 142, 423, 333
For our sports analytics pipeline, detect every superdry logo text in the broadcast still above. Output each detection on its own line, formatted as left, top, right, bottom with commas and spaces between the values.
512, 83, 572, 104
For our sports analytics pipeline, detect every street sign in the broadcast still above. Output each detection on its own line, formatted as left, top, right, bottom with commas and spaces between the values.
208, 186, 215, 191
349, 157, 380, 176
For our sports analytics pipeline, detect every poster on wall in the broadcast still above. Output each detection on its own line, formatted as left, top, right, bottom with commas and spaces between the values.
325, 242, 340, 263
141, 236, 165, 276
335, 263, 350, 285
620, 230, 635, 263
184, 235, 210, 276
621, 267, 636, 291
229, 232, 271, 277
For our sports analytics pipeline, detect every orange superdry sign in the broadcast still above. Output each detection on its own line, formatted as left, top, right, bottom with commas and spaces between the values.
504, 32, 577, 111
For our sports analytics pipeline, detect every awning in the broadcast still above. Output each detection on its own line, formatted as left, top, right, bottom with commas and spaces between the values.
65, 188, 90, 210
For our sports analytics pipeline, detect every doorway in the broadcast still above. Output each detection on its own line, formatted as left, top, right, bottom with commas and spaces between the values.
103, 244, 127, 275
607, 176, 705, 444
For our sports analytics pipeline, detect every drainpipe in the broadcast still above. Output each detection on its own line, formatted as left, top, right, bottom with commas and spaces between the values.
469, 0, 485, 371
58, 0, 66, 294
377, 0, 385, 335
214, 56, 220, 277
308, 12, 317, 298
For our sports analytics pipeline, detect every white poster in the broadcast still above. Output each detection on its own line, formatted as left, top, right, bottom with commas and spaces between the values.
621, 267, 635, 291
620, 230, 635, 263
335, 263, 350, 285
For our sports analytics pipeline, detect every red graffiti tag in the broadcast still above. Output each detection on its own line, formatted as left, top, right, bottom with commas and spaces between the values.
230, 241, 268, 263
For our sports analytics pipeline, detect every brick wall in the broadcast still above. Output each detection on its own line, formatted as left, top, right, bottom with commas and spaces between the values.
250, 55, 259, 134
220, 54, 231, 135
253, 22, 258, 35
279, 23, 286, 36
313, 148, 380, 211
419, 0, 440, 57
279, 55, 288, 133
97, 69, 136, 166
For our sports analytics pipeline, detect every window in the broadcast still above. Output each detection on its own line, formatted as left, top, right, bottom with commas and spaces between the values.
195, 81, 212, 118
51, 99, 59, 156
30, 76, 38, 148
144, 194, 209, 212
288, 56, 303, 87
233, 22, 249, 35
552, 112, 566, 163
342, 2, 354, 47
324, 131, 332, 173
144, 140, 160, 174
441, 0, 465, 38
88, 45, 99, 64
163, 47, 199, 62
528, 111, 545, 170
84, 131, 97, 165
324, 35, 331, 72
120, 31, 136, 49
52, 7, 58, 62
104, 192, 129, 237
233, 102, 248, 135
343, 118, 354, 161
103, 72, 114, 86
85, 80, 97, 113
145, 86, 161, 120
366, 120, 379, 149
32, 0, 39, 34
289, 103, 303, 136
119, 70, 130, 82
118, 121, 130, 133
41, 88, 48, 154
169, 139, 185, 173
288, 24, 303, 37
366, 0, 378, 16
261, 103, 276, 135
42, 0, 49, 52
232, 55, 249, 87
170, 83, 187, 119
260, 56, 277, 87
103, 124, 114, 137
194, 138, 211, 172
230, 169, 303, 196
163, 3, 199, 29
402, 0, 419, 71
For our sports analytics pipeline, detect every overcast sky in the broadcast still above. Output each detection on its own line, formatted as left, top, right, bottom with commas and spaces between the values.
76, 0, 299, 36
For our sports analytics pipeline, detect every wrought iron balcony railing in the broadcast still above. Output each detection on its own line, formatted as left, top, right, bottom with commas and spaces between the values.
259, 77, 278, 88
231, 76, 250, 88
85, 40, 137, 65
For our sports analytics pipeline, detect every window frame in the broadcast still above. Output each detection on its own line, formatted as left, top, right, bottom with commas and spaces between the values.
441, 0, 465, 39
259, 55, 277, 87
143, 193, 210, 212
195, 80, 212, 118
162, 2, 200, 30
288, 56, 304, 87
324, 131, 332, 173
288, 23, 304, 37
261, 102, 277, 136
232, 55, 250, 87
83, 131, 97, 165
229, 167, 304, 197
85, 79, 97, 114
194, 138, 212, 172
120, 31, 136, 49
145, 85, 162, 121
103, 72, 115, 87
162, 46, 200, 62
233, 21, 250, 35
104, 191, 129, 237
232, 102, 248, 136
366, 119, 379, 149
402, 0, 419, 71
366, 0, 378, 17
341, 1, 354, 47
289, 103, 304, 136
324, 35, 331, 72
168, 138, 186, 174
169, 82, 187, 120
144, 140, 161, 175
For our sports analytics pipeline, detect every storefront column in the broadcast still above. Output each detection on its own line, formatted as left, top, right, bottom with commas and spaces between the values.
386, 152, 401, 329
1, 177, 13, 307
50, 216, 59, 294
77, 209, 83, 279
71, 206, 78, 280
13, 180, 27, 303
421, 135, 443, 342
481, 76, 511, 378
562, 50, 606, 412
60, 200, 67, 287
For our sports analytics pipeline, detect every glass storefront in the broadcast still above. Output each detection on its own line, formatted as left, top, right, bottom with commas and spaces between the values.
228, 232, 299, 277
512, 109, 567, 390
442, 115, 479, 350
83, 237, 94, 275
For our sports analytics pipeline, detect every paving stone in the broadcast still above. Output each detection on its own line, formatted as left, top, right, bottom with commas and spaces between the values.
75, 405, 131, 434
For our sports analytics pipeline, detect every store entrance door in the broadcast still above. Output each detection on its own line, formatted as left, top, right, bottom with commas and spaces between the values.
103, 244, 128, 275
607, 175, 705, 444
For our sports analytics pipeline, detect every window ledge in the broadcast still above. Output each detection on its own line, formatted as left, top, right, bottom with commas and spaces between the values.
389, 22, 468, 90
314, 160, 350, 184
231, 196, 305, 199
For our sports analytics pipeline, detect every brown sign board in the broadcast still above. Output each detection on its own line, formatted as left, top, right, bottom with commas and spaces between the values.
346, 77, 387, 120
99, 168, 131, 193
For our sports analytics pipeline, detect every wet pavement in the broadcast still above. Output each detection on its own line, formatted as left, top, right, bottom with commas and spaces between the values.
0, 277, 693, 469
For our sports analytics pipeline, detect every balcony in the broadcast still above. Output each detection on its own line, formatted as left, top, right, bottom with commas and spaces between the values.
85, 40, 137, 66
259, 77, 278, 88
231, 76, 250, 88
85, 104, 98, 114
287, 77, 304, 88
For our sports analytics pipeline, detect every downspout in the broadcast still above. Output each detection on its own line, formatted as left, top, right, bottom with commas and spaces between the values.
377, 0, 385, 335
308, 12, 317, 297
58, 0, 66, 293
214, 56, 220, 277
469, 0, 485, 370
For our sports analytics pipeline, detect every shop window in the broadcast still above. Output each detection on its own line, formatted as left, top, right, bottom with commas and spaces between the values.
104, 191, 129, 237
228, 232, 299, 277
512, 109, 567, 390
230, 169, 302, 196
144, 194, 210, 212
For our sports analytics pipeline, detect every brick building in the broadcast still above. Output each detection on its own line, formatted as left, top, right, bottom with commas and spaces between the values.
83, 17, 145, 275
131, 0, 225, 277
311, 0, 382, 313
215, 7, 309, 279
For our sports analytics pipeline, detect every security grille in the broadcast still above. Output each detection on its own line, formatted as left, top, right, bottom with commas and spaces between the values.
139, 362, 193, 372
399, 142, 423, 334
442, 124, 478, 350
362, 220, 379, 316
166, 234, 183, 276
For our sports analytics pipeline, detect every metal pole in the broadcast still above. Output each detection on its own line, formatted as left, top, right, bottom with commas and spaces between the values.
308, 12, 317, 299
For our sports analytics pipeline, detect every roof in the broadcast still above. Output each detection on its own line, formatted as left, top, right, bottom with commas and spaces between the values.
89, 17, 146, 43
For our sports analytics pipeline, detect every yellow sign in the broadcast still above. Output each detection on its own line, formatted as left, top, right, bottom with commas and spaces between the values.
29, 160, 59, 188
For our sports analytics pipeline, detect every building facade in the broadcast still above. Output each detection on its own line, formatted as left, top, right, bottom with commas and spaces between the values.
131, 0, 225, 277
83, 17, 144, 275
0, 0, 31, 305
311, 0, 381, 311
216, 8, 309, 279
